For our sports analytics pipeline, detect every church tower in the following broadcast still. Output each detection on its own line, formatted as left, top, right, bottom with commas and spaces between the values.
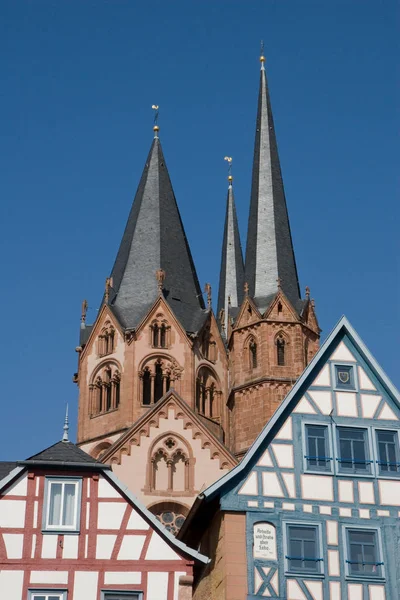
219, 51, 320, 457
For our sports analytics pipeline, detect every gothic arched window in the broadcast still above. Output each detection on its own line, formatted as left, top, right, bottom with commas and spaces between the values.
147, 434, 193, 499
195, 367, 221, 420
90, 363, 121, 416
151, 317, 170, 349
277, 336, 286, 366
140, 357, 177, 406
142, 369, 151, 405
98, 322, 115, 356
249, 340, 257, 369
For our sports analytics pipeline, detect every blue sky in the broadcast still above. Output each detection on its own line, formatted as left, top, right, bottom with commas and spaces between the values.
1, 1, 398, 460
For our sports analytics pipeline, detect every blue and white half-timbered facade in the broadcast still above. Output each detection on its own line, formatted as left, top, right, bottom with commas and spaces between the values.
183, 317, 400, 600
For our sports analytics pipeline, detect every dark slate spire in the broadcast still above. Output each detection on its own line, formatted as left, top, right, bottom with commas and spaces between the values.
108, 130, 205, 332
244, 52, 301, 311
217, 171, 245, 333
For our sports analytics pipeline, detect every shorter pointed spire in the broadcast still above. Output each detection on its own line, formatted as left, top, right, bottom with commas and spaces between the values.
217, 158, 245, 333
62, 404, 69, 442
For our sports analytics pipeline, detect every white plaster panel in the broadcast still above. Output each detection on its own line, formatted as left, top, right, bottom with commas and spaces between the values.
361, 394, 382, 419
308, 390, 332, 415
104, 571, 141, 584
330, 341, 356, 362
30, 571, 68, 583
146, 531, 181, 560
257, 448, 273, 467
369, 586, 386, 600
326, 520, 338, 545
86, 501, 90, 529
5, 474, 27, 496
270, 570, 279, 595
275, 417, 292, 440
262, 472, 284, 497
127, 509, 149, 530
336, 392, 357, 417
379, 480, 400, 505
96, 534, 117, 559
347, 583, 363, 600
312, 363, 331, 387
0, 570, 24, 600
147, 571, 169, 600
97, 476, 120, 498
3, 533, 23, 558
319, 506, 332, 515
31, 533, 36, 558
282, 502, 295, 510
263, 501, 274, 508
84, 534, 88, 558
358, 366, 376, 390
282, 473, 296, 498
35, 477, 40, 496
33, 501, 38, 528
254, 567, 263, 594
358, 481, 375, 504
329, 581, 341, 600
173, 571, 187, 600
359, 509, 370, 519
62, 534, 79, 559
293, 396, 316, 414
338, 479, 354, 503
248, 500, 258, 507
97, 501, 126, 529
377, 510, 390, 516
0, 499, 26, 527
304, 580, 323, 600
238, 471, 258, 495
41, 534, 58, 558
287, 579, 306, 600
117, 534, 146, 560
73, 571, 98, 600
303, 504, 313, 513
378, 403, 398, 420
271, 444, 294, 468
328, 550, 340, 576
301, 475, 333, 501
339, 507, 352, 517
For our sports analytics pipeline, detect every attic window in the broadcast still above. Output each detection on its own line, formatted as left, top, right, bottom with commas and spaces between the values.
151, 319, 170, 348
43, 477, 82, 533
278, 302, 283, 314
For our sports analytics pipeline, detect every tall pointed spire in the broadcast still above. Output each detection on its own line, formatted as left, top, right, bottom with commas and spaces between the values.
108, 117, 205, 332
217, 158, 245, 333
62, 404, 69, 442
244, 48, 301, 311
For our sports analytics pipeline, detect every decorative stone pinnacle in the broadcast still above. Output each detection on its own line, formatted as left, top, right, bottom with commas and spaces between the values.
204, 283, 212, 309
305, 286, 310, 298
277, 277, 282, 290
105, 277, 113, 303
156, 268, 166, 294
244, 282, 249, 296
81, 299, 88, 323
62, 404, 69, 442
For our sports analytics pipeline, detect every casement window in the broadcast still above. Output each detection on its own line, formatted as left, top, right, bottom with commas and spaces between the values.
337, 427, 372, 474
334, 364, 356, 390
101, 593, 143, 600
285, 524, 323, 574
43, 477, 81, 532
29, 592, 67, 600
304, 424, 332, 472
345, 528, 383, 578
376, 430, 400, 475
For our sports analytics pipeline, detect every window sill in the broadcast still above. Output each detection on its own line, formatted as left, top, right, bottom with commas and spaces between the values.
345, 576, 385, 583
304, 469, 334, 476
90, 408, 119, 419
42, 529, 80, 535
285, 573, 324, 579
336, 471, 375, 478
98, 351, 114, 358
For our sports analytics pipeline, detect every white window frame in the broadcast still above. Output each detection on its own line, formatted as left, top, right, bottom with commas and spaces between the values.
42, 477, 82, 533
343, 525, 385, 581
302, 421, 334, 474
101, 592, 143, 600
372, 427, 400, 478
29, 591, 67, 600
331, 361, 358, 392
332, 424, 376, 478
283, 521, 324, 577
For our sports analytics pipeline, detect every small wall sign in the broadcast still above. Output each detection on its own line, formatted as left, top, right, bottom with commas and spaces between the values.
253, 522, 277, 560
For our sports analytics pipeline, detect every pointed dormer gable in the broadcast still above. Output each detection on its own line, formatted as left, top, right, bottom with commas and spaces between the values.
107, 135, 205, 333
263, 289, 301, 323
244, 52, 301, 313
233, 294, 262, 332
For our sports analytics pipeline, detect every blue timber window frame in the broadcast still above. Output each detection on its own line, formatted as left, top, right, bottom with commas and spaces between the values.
375, 429, 400, 476
304, 423, 332, 472
101, 593, 143, 600
284, 523, 323, 575
344, 527, 384, 579
42, 477, 82, 533
29, 591, 67, 600
336, 427, 372, 474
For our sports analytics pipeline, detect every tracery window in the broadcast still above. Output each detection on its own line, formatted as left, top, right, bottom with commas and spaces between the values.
150, 316, 170, 349
201, 326, 217, 362
140, 357, 179, 405
277, 336, 286, 366
249, 339, 257, 369
90, 364, 121, 416
149, 501, 189, 536
196, 366, 221, 419
98, 322, 115, 356
147, 434, 193, 496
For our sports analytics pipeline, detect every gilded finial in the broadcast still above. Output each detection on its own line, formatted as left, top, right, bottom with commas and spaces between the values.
260, 40, 265, 68
244, 282, 249, 296
152, 105, 160, 137
156, 269, 166, 294
62, 404, 69, 442
224, 156, 233, 184
204, 283, 212, 309
81, 299, 88, 324
105, 277, 113, 303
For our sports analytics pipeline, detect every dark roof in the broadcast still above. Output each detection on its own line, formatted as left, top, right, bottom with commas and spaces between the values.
24, 441, 105, 467
79, 324, 93, 346
106, 136, 205, 333
217, 183, 245, 332
244, 61, 301, 312
0, 462, 17, 480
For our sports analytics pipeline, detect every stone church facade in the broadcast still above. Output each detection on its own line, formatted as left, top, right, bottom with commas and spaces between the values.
74, 52, 320, 531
